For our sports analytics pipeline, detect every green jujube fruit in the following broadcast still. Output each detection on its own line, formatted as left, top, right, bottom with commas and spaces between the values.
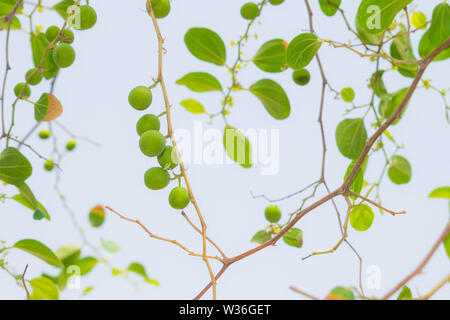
129, 86, 153, 110
14, 83, 31, 99
150, 0, 171, 19
136, 114, 160, 135
144, 167, 170, 190
139, 130, 166, 157
157, 146, 179, 169
169, 187, 190, 209
52, 44, 76, 68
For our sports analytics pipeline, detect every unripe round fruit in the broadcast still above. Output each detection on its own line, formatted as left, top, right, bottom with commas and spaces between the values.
241, 2, 259, 20
136, 114, 160, 136
265, 204, 281, 223
25, 68, 42, 86
45, 25, 60, 42
292, 69, 311, 86
14, 83, 31, 99
411, 12, 427, 30
150, 0, 171, 19
52, 43, 76, 68
73, 5, 97, 30
128, 86, 153, 110
44, 159, 54, 171
341, 87, 355, 102
89, 205, 105, 227
269, 0, 284, 5
169, 187, 190, 209
66, 139, 77, 151
144, 167, 170, 190
158, 146, 179, 169
62, 29, 75, 44
139, 130, 166, 157
38, 130, 51, 139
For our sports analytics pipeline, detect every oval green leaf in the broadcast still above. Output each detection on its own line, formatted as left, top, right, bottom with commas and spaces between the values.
283, 228, 303, 248
0, 147, 32, 186
429, 186, 450, 199
287, 33, 321, 69
397, 286, 413, 300
180, 99, 206, 114
223, 126, 252, 168
350, 204, 375, 232
176, 72, 222, 92
319, 0, 341, 17
390, 25, 418, 78
30, 277, 59, 300
251, 230, 272, 244
14, 239, 63, 267
356, 0, 413, 34
184, 28, 226, 66
253, 39, 287, 73
388, 155, 411, 185
335, 118, 367, 159
30, 32, 59, 79
327, 286, 355, 300
249, 79, 290, 119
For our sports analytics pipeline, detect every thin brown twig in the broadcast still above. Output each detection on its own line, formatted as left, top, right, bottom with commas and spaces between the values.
349, 191, 406, 216
289, 286, 319, 300
21, 264, 30, 300
419, 273, 450, 300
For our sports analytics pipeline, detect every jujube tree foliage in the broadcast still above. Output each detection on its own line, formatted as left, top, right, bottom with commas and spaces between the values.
0, 0, 449, 300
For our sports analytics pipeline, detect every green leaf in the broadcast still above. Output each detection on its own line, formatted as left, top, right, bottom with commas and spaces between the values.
283, 228, 303, 248
286, 33, 321, 69
53, 0, 75, 19
176, 72, 222, 92
397, 286, 413, 300
30, 277, 59, 300
344, 158, 368, 199
350, 204, 375, 232
77, 256, 98, 275
180, 99, 206, 114
327, 286, 355, 300
249, 79, 290, 119
184, 28, 226, 66
443, 232, 450, 260
251, 230, 271, 244
390, 25, 418, 78
388, 155, 411, 185
356, 0, 413, 34
355, 15, 383, 45
428, 3, 450, 49
223, 126, 252, 168
101, 239, 121, 254
319, 0, 341, 17
253, 39, 287, 73
12, 190, 51, 221
0, 0, 23, 30
335, 118, 368, 159
55, 245, 81, 267
13, 239, 63, 267
370, 71, 388, 99
30, 32, 59, 80
127, 262, 159, 286
429, 187, 450, 199
0, 147, 32, 186
379, 87, 409, 123
419, 29, 450, 62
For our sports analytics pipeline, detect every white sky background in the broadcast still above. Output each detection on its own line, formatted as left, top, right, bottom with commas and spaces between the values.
0, 0, 449, 299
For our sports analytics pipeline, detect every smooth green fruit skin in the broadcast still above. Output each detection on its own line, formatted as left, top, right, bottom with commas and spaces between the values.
169, 187, 190, 209
265, 204, 281, 223
14, 83, 31, 99
46, 26, 60, 42
44, 160, 54, 171
136, 114, 160, 136
25, 69, 42, 86
139, 130, 166, 157
151, 0, 171, 19
66, 140, 76, 151
144, 167, 170, 190
341, 87, 355, 102
62, 29, 75, 44
52, 44, 76, 68
269, 0, 284, 5
74, 5, 97, 30
158, 146, 178, 169
241, 3, 259, 20
292, 69, 310, 86
129, 86, 153, 110
38, 130, 51, 139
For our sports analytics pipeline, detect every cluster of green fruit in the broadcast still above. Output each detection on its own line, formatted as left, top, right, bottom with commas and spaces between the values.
128, 86, 190, 210
13, 5, 97, 101
38, 129, 76, 171
240, 0, 284, 20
